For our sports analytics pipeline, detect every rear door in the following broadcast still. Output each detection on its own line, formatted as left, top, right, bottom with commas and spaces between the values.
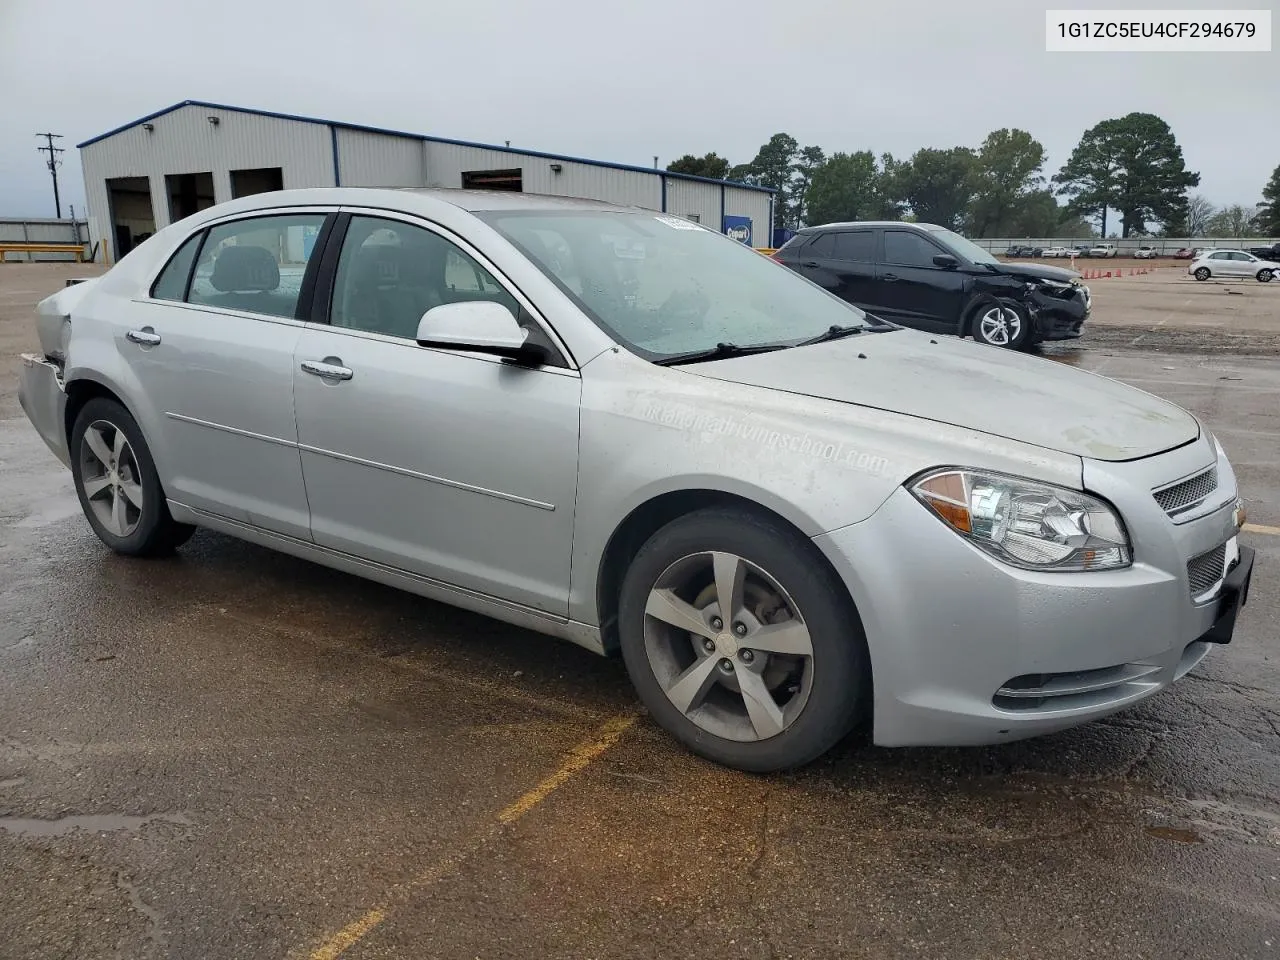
786, 230, 879, 310
118, 209, 332, 540
872, 229, 965, 333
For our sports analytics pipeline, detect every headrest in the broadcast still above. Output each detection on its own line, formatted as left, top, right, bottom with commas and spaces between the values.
211, 245, 280, 292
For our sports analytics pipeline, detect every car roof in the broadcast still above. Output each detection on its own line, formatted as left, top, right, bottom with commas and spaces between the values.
186, 186, 652, 217
798, 221, 945, 233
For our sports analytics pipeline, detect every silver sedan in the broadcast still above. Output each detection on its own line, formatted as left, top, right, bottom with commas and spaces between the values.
19, 188, 1254, 771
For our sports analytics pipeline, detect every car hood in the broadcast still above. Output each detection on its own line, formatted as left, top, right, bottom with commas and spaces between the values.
989, 261, 1081, 282
688, 333, 1198, 462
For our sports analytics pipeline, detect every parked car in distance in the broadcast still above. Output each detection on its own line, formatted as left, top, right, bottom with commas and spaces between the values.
774, 221, 1089, 349
1069, 245, 1091, 258
1004, 244, 1031, 257
1173, 248, 1195, 259
1089, 242, 1119, 258
1134, 246, 1160, 259
1041, 246, 1071, 258
1189, 249, 1278, 282
1246, 242, 1280, 263
19, 189, 1252, 773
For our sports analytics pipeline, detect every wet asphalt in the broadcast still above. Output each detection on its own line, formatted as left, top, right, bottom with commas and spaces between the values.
1, 346, 1278, 960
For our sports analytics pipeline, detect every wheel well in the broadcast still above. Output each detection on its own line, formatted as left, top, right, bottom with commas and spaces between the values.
594, 490, 848, 656
63, 379, 125, 443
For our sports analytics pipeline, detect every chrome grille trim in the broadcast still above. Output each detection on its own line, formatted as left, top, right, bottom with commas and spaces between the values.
993, 663, 1162, 711
1153, 467, 1218, 517
1187, 543, 1228, 598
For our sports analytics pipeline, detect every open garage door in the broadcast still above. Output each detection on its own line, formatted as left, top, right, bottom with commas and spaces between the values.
105, 176, 155, 260
461, 169, 523, 191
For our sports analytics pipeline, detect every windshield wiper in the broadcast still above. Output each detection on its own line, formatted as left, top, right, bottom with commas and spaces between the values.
796, 324, 865, 346
653, 342, 786, 366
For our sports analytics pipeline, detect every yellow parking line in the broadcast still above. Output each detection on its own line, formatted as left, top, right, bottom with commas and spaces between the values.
306, 713, 637, 959
1244, 522, 1280, 537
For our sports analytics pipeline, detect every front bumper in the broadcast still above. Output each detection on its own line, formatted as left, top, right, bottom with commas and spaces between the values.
813, 450, 1247, 747
18, 353, 70, 468
1029, 288, 1089, 341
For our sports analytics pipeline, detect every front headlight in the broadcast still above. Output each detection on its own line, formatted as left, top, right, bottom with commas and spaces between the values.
910, 468, 1131, 571
1033, 278, 1073, 294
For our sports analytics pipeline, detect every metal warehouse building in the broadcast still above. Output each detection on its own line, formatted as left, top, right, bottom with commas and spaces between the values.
77, 100, 775, 263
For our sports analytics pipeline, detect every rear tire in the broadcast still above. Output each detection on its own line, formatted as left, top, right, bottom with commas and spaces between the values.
618, 507, 869, 772
70, 398, 195, 556
1194, 267, 1211, 281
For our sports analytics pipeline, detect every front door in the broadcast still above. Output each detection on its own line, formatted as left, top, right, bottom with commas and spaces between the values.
117, 210, 330, 540
291, 212, 581, 616
873, 229, 965, 333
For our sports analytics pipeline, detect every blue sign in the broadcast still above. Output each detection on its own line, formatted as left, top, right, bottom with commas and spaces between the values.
722, 215, 753, 246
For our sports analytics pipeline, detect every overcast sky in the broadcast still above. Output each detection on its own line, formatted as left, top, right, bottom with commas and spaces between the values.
1, 0, 1275, 221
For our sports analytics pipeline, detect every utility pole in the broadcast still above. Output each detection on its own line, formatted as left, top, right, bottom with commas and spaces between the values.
36, 132, 65, 219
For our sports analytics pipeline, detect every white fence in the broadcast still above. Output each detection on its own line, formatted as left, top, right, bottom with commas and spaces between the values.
973, 236, 1277, 255
0, 218, 91, 262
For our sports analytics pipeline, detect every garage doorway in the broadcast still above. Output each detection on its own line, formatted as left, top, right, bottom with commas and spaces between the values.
461, 169, 523, 191
231, 167, 284, 198
105, 176, 155, 260
165, 172, 216, 223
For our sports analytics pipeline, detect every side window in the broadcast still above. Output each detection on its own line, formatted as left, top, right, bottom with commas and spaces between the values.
832, 231, 874, 262
150, 231, 203, 301
187, 214, 326, 318
807, 233, 835, 257
1231, 252, 1252, 261
1209, 252, 1228, 260
330, 216, 519, 340
883, 231, 943, 268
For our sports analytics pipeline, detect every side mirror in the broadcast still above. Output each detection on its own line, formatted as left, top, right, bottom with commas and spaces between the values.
415, 301, 546, 364
932, 254, 959, 269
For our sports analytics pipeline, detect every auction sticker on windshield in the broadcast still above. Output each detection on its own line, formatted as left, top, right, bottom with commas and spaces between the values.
654, 215, 704, 230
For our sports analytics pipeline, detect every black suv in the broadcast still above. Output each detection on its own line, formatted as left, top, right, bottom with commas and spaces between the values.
774, 222, 1090, 349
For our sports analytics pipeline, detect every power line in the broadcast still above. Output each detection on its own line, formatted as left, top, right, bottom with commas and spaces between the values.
36, 132, 65, 219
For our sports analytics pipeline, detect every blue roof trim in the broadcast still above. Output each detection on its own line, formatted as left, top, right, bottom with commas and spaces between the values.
76, 99, 776, 195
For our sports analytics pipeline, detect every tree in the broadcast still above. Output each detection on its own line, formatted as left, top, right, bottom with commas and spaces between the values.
1256, 164, 1280, 236
1185, 194, 1216, 236
1054, 113, 1200, 237
790, 145, 826, 226
888, 146, 977, 230
1206, 204, 1254, 238
966, 129, 1047, 237
734, 133, 800, 230
666, 153, 730, 180
804, 151, 897, 226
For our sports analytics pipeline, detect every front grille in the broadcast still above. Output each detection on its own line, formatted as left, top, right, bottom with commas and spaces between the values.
1153, 467, 1218, 517
1187, 543, 1227, 597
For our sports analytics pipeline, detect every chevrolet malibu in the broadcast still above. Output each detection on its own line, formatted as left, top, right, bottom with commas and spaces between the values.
19, 189, 1254, 772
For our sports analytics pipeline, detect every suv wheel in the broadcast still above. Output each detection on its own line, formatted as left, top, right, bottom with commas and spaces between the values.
972, 302, 1030, 350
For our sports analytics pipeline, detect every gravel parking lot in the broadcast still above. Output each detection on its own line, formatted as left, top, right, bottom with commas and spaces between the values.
2, 263, 1278, 959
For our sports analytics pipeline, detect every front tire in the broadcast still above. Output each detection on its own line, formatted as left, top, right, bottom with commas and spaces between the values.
618, 507, 869, 772
70, 398, 195, 556
1194, 267, 1211, 281
972, 301, 1031, 350
1257, 269, 1274, 283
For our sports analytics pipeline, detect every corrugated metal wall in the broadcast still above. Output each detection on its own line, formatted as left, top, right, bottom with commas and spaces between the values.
424, 142, 662, 209
724, 189, 771, 248
0, 218, 89, 261
80, 104, 335, 261
335, 129, 424, 187
664, 178, 720, 226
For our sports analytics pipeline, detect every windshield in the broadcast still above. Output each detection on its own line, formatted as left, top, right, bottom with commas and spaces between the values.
477, 210, 868, 360
927, 227, 999, 266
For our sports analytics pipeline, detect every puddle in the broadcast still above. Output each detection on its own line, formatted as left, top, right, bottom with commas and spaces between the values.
1144, 825, 1204, 844
0, 812, 190, 838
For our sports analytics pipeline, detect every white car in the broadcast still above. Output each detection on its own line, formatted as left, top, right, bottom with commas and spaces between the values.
1041, 246, 1071, 258
1189, 249, 1277, 282
1088, 243, 1119, 258
1133, 246, 1160, 259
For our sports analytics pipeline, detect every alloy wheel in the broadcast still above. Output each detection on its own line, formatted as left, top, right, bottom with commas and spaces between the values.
978, 306, 1022, 346
642, 551, 814, 742
79, 420, 144, 537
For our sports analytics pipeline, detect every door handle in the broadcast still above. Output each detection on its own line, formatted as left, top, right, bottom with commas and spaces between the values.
300, 359, 354, 381
126, 327, 161, 346
882, 274, 899, 282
